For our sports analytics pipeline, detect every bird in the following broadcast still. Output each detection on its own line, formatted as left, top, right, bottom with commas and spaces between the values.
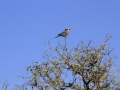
50, 28, 70, 40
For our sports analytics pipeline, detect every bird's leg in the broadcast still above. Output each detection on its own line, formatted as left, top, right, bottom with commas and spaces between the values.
64, 36, 67, 51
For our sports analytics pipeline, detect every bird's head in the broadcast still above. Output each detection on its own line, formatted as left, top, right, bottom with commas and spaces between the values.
65, 28, 70, 31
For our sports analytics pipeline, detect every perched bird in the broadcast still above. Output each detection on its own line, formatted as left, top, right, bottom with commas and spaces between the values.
51, 28, 70, 40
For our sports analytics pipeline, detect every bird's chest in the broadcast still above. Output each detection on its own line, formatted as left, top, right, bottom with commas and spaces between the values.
65, 30, 69, 35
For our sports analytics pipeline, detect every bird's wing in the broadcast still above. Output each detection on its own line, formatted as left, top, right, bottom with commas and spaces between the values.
50, 30, 66, 40
58, 31, 65, 35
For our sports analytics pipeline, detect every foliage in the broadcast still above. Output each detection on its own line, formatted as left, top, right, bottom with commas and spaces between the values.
0, 80, 9, 90
1, 35, 120, 90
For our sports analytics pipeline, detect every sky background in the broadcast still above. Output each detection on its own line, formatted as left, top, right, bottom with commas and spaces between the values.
0, 0, 120, 89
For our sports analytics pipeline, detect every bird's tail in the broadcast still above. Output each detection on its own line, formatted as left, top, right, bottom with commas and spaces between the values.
55, 35, 60, 38
50, 35, 60, 40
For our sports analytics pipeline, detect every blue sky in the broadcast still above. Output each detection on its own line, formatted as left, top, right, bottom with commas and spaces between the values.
0, 0, 120, 89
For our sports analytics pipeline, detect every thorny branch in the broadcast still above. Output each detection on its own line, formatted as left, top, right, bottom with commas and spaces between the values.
14, 34, 119, 90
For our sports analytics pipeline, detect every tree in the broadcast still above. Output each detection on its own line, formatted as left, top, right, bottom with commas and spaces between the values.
0, 80, 9, 90
2, 35, 120, 90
